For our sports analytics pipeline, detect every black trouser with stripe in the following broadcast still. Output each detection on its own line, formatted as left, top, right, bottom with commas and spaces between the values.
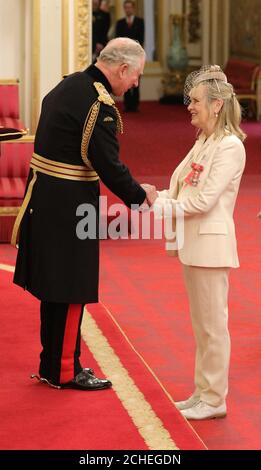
39, 302, 84, 385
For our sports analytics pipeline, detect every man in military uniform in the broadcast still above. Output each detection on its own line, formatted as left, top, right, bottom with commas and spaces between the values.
13, 38, 156, 391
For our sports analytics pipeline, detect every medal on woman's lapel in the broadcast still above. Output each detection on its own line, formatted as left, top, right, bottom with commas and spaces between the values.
184, 162, 204, 187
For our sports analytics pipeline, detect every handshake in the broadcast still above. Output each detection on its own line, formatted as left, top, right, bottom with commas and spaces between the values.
141, 183, 158, 207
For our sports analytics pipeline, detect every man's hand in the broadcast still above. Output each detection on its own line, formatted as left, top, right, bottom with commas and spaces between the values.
141, 183, 157, 207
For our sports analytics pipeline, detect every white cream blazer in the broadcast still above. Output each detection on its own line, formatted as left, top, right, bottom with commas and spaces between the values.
155, 133, 246, 268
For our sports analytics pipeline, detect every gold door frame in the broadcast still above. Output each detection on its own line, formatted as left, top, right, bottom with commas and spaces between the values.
74, 0, 92, 71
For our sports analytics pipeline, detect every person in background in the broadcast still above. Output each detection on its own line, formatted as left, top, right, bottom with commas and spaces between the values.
115, 0, 144, 112
100, 0, 115, 40
154, 65, 246, 420
92, 0, 111, 62
100, 0, 110, 12
13, 38, 157, 391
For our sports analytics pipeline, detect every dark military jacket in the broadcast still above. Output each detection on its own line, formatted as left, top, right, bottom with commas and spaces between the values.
13, 65, 146, 303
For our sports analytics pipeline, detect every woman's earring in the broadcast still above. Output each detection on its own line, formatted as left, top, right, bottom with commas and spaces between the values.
215, 112, 219, 118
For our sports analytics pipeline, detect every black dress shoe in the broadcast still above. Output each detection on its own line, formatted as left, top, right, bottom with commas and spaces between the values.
81, 367, 94, 375
61, 370, 112, 391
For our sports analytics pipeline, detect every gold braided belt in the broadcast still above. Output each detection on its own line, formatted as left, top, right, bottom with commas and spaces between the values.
11, 152, 99, 246
30, 152, 99, 181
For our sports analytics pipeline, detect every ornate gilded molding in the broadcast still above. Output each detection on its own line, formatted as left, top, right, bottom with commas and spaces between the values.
74, 0, 91, 71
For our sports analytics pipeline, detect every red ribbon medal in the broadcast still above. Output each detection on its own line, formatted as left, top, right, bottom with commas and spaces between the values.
184, 162, 204, 187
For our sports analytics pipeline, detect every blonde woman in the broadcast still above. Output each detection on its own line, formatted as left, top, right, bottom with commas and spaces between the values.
154, 65, 246, 420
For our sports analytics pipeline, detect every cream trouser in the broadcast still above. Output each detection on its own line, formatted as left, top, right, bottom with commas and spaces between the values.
182, 264, 230, 407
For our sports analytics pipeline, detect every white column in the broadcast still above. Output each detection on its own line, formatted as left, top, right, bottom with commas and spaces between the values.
40, 0, 62, 102
0, 0, 23, 78
23, 0, 32, 128
144, 0, 155, 61
0, 0, 32, 127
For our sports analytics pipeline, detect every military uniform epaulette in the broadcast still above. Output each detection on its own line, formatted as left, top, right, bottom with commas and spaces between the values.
80, 81, 123, 169
93, 82, 115, 106
93, 82, 123, 134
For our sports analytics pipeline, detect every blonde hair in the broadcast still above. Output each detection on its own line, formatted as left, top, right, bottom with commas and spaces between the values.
203, 79, 246, 141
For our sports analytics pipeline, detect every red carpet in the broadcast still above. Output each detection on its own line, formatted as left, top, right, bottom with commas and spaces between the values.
0, 271, 145, 450
97, 102, 261, 449
97, 177, 261, 450
117, 102, 261, 176
87, 303, 205, 450
0, 266, 205, 450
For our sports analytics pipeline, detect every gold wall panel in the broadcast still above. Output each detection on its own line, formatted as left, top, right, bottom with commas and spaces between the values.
230, 0, 261, 61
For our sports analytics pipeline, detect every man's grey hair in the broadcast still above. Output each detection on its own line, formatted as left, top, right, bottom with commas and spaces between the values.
98, 37, 146, 69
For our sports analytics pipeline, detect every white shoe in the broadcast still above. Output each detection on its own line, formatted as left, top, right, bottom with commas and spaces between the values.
175, 395, 200, 410
180, 401, 227, 420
